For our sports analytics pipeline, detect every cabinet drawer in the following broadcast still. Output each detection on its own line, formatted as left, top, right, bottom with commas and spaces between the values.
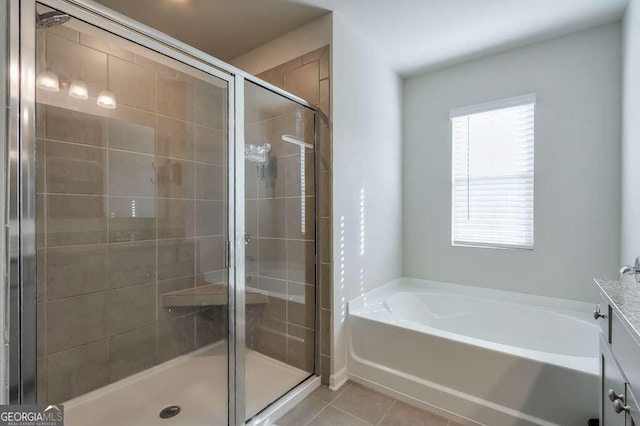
612, 313, 640, 392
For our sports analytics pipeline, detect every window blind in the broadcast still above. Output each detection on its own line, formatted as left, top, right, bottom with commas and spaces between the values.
451, 95, 535, 250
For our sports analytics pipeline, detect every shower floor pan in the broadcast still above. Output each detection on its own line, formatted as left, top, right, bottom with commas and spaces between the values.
63, 341, 308, 425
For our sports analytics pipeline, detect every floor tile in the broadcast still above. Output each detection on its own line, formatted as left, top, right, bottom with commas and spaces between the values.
277, 395, 326, 426
307, 406, 370, 426
310, 385, 342, 403
331, 382, 394, 424
378, 401, 449, 426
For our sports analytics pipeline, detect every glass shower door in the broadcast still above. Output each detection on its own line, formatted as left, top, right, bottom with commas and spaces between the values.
242, 80, 317, 420
31, 4, 231, 424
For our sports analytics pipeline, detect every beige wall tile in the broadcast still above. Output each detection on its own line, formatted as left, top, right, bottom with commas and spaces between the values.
257, 238, 286, 280
156, 116, 195, 161
256, 157, 287, 199
47, 340, 108, 403
46, 141, 106, 195
286, 324, 314, 372
196, 163, 224, 200
46, 34, 107, 99
108, 109, 156, 154
320, 79, 330, 117
197, 200, 224, 237
37, 303, 47, 357
79, 32, 133, 61
157, 157, 196, 199
196, 236, 225, 274
286, 151, 314, 197
46, 106, 107, 147
108, 150, 155, 197
37, 194, 45, 249
287, 240, 315, 285
47, 245, 108, 300
195, 81, 227, 130
36, 139, 45, 193
195, 308, 227, 348
108, 196, 156, 242
287, 283, 315, 328
319, 171, 332, 218
320, 263, 331, 310
157, 71, 195, 122
47, 25, 78, 43
286, 196, 315, 241
258, 198, 286, 238
157, 276, 196, 321
107, 283, 156, 336
47, 293, 108, 353
319, 218, 331, 264
109, 56, 156, 112
302, 48, 325, 64
157, 238, 195, 280
320, 309, 331, 356
195, 125, 225, 165
318, 124, 331, 172
319, 48, 330, 80
284, 62, 320, 105
108, 240, 156, 289
254, 317, 286, 362
46, 195, 107, 246
157, 198, 195, 239
156, 314, 196, 362
109, 325, 157, 382
37, 357, 47, 404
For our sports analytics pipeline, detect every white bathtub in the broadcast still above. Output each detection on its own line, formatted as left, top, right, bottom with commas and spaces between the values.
347, 278, 600, 426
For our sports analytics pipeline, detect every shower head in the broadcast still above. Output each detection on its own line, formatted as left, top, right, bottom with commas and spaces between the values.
36, 11, 70, 29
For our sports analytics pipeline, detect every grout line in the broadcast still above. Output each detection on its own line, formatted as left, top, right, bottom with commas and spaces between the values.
328, 405, 375, 425
303, 402, 329, 426
375, 400, 396, 426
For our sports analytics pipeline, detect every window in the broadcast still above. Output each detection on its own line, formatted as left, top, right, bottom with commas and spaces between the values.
450, 94, 535, 250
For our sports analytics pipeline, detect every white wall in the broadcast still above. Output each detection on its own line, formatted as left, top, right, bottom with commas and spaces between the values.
332, 14, 402, 387
403, 23, 622, 303
230, 14, 332, 75
622, 0, 640, 265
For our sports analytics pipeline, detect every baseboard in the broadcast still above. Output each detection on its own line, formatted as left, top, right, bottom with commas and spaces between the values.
329, 366, 348, 391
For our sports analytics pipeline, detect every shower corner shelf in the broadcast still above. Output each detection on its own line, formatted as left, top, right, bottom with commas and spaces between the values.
162, 283, 268, 308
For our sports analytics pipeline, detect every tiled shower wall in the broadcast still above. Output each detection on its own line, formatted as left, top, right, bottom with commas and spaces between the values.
244, 86, 316, 373
255, 46, 332, 384
35, 25, 229, 403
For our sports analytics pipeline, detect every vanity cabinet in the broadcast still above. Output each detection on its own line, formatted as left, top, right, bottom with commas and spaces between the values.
601, 336, 633, 425
595, 279, 640, 426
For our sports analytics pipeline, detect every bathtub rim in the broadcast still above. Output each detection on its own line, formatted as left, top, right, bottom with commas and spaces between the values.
348, 277, 599, 376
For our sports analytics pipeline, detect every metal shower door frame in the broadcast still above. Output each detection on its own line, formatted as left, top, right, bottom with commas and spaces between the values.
5, 0, 319, 424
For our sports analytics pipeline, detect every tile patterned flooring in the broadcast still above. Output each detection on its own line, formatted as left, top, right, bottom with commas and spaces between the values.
277, 381, 463, 426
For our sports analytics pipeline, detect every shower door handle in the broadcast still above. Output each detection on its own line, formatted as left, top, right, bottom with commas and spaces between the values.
244, 233, 251, 246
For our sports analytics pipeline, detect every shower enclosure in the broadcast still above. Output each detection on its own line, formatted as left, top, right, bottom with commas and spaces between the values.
4, 0, 319, 424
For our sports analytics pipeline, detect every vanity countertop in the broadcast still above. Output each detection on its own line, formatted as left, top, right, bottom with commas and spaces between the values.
595, 278, 640, 340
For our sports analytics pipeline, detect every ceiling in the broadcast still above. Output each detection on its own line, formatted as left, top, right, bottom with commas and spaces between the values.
94, 0, 329, 61
95, 0, 628, 75
294, 0, 629, 75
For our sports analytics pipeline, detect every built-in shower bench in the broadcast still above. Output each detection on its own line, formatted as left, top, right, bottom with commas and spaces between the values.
162, 284, 268, 307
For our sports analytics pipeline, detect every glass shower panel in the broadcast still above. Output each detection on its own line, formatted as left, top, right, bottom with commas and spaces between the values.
34, 5, 229, 425
243, 80, 316, 419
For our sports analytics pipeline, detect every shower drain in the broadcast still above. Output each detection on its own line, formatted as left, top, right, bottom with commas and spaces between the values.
159, 406, 181, 419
